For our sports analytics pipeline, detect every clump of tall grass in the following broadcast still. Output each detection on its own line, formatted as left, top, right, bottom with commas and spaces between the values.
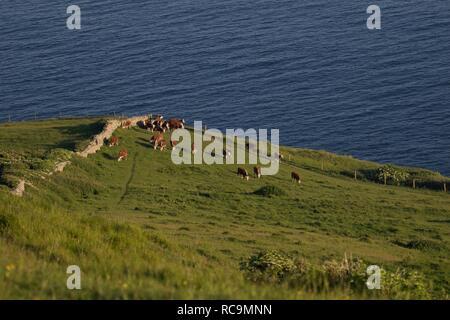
240, 251, 434, 299
239, 250, 297, 282
381, 269, 432, 299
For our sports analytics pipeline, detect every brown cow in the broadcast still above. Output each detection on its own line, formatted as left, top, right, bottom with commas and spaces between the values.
291, 171, 301, 184
122, 120, 132, 129
158, 139, 167, 151
144, 119, 155, 131
151, 133, 164, 149
237, 167, 249, 181
109, 136, 119, 147
153, 120, 168, 133
168, 118, 185, 130
118, 149, 128, 161
253, 166, 261, 178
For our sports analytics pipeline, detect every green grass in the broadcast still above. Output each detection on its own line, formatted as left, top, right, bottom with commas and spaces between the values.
0, 118, 449, 299
0, 118, 107, 187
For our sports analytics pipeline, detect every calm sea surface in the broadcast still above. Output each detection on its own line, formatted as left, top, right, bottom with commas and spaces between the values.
1, 1, 449, 174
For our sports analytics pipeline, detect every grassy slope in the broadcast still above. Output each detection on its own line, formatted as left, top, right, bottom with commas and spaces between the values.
0, 118, 449, 299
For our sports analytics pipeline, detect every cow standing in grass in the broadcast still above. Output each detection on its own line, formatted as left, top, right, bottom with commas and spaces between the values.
109, 136, 119, 147
237, 168, 250, 181
291, 171, 301, 184
151, 133, 164, 149
122, 120, 132, 129
158, 139, 167, 151
168, 118, 185, 130
144, 119, 155, 131
118, 149, 128, 161
254, 166, 261, 178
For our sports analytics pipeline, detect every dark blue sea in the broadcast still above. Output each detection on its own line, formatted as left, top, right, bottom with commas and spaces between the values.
1, 1, 449, 175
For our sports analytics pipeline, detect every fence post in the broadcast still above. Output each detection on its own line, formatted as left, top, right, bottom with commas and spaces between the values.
354, 170, 357, 180
445, 183, 447, 193
384, 173, 387, 185
413, 179, 416, 189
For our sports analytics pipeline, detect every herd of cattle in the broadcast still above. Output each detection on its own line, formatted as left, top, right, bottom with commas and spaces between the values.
110, 115, 301, 184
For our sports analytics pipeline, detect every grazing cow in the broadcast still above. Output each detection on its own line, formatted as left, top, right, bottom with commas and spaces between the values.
122, 120, 132, 129
161, 121, 170, 132
170, 140, 178, 150
118, 149, 128, 161
254, 166, 262, 178
137, 120, 146, 129
144, 119, 155, 131
237, 167, 250, 181
109, 136, 119, 147
151, 133, 164, 149
291, 171, 301, 184
168, 118, 185, 130
153, 120, 168, 133
158, 139, 167, 151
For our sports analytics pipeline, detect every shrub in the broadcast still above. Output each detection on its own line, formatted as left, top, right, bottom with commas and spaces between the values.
240, 251, 433, 298
29, 159, 53, 171
240, 250, 297, 282
381, 269, 431, 299
377, 165, 409, 185
45, 149, 73, 162
321, 254, 366, 288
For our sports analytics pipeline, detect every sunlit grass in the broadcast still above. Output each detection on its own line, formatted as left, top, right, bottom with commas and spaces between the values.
0, 118, 449, 299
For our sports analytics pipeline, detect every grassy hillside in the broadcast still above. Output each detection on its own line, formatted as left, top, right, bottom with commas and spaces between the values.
0, 118, 449, 299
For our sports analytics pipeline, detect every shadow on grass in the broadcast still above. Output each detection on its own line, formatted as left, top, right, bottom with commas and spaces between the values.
54, 121, 106, 151
102, 153, 116, 161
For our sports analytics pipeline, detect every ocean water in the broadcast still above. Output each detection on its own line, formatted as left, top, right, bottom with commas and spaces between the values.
1, 0, 449, 175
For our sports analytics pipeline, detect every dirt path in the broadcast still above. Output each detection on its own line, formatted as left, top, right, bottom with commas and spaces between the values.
119, 151, 139, 204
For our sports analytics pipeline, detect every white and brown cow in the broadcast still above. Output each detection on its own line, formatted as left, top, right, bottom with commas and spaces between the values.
151, 133, 164, 149
237, 167, 249, 181
291, 171, 301, 184
109, 136, 119, 147
253, 166, 262, 178
158, 139, 167, 151
144, 119, 156, 131
121, 120, 132, 129
168, 118, 185, 130
118, 149, 128, 161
